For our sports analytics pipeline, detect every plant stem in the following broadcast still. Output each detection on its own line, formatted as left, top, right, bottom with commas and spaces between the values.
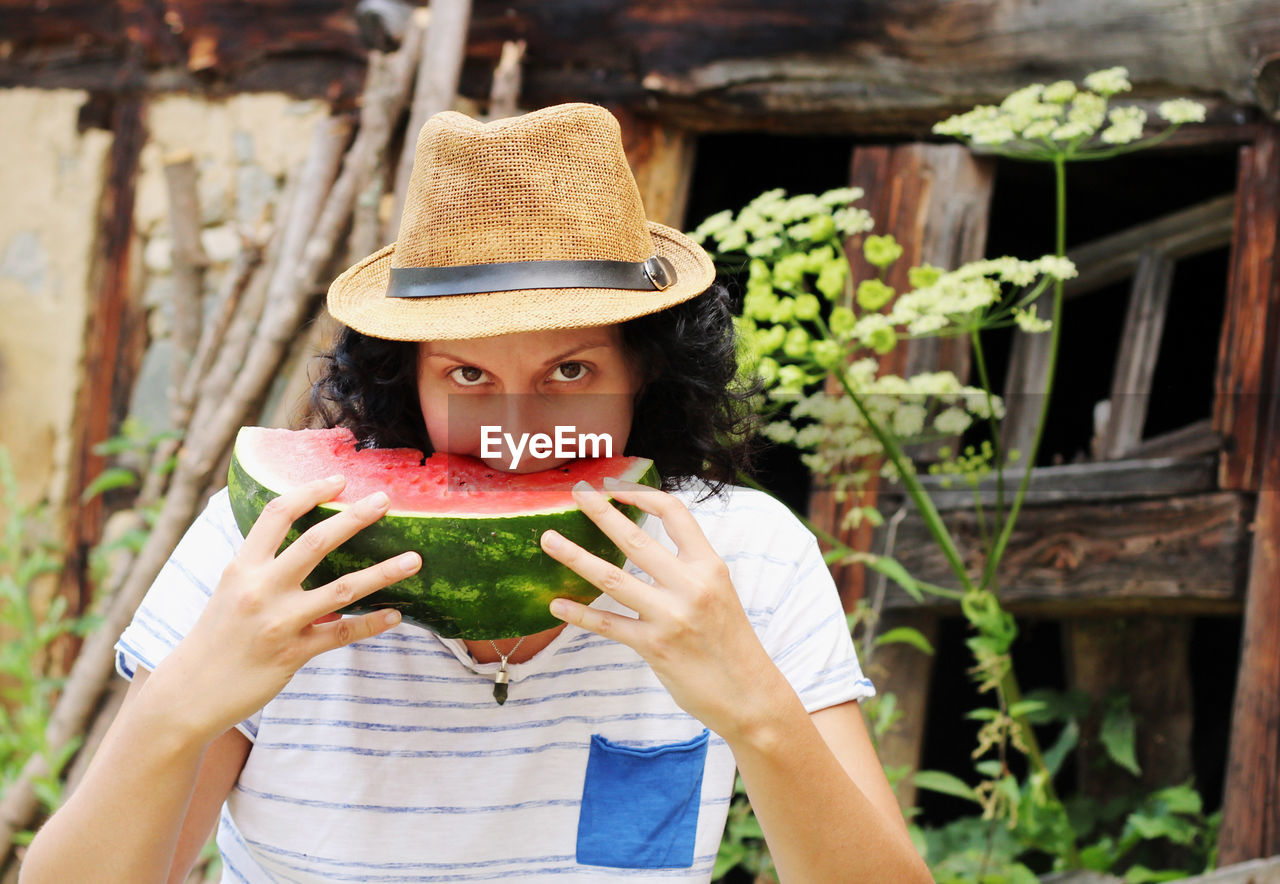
815, 326, 976, 594
968, 326, 1008, 537
980, 153, 1068, 593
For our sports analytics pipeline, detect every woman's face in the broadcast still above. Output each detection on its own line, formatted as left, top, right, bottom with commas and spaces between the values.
417, 325, 645, 473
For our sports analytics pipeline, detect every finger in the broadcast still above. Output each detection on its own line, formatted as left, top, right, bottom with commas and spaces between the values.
273, 490, 392, 585
548, 596, 644, 647
305, 608, 403, 656
600, 477, 721, 564
297, 551, 421, 625
540, 529, 658, 616
569, 481, 686, 588
240, 474, 346, 562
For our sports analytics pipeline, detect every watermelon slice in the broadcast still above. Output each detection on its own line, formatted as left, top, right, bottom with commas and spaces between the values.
227, 426, 660, 639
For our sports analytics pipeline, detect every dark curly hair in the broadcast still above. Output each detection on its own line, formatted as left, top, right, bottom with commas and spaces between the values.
306, 282, 765, 502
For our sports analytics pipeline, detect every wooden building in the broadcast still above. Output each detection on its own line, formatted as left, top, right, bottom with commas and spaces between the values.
2, 0, 1279, 870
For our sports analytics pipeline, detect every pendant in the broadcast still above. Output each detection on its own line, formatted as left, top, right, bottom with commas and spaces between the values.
493, 665, 510, 705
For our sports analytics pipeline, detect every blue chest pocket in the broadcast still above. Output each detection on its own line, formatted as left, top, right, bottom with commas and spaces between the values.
576, 729, 710, 869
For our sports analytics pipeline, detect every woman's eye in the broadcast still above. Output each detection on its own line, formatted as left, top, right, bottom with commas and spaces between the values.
551, 362, 589, 382
450, 366, 487, 386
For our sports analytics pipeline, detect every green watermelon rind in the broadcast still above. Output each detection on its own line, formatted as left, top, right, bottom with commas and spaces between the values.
226, 439, 661, 639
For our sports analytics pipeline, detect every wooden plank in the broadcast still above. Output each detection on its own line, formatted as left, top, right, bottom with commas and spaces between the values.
1099, 248, 1176, 459
881, 491, 1252, 614
59, 96, 148, 620
999, 288, 1054, 472
1178, 856, 1280, 884
884, 453, 1218, 511
1219, 136, 1280, 857
1215, 126, 1280, 492
615, 107, 697, 230
1120, 417, 1221, 460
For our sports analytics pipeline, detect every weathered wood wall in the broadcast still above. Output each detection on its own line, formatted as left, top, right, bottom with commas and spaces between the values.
2, 1, 1278, 133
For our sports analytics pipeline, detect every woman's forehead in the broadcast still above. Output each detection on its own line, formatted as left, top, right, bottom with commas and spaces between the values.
419, 325, 623, 360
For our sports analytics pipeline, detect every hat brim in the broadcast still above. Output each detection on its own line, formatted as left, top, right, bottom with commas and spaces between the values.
326, 222, 717, 342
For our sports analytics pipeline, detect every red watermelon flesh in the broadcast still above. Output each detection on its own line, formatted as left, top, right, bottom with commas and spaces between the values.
225, 426, 661, 638
238, 427, 652, 515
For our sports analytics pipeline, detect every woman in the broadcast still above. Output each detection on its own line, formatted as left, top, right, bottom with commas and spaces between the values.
21, 102, 930, 883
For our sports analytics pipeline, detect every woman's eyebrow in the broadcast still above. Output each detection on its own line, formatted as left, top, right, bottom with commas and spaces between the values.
425, 340, 612, 369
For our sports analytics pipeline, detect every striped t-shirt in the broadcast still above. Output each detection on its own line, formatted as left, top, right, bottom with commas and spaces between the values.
115, 479, 874, 883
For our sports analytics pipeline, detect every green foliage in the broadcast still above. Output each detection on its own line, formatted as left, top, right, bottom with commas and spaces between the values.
0, 449, 97, 840
911, 688, 1218, 880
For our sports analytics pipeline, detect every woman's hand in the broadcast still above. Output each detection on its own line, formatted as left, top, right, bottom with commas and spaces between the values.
540, 478, 787, 739
148, 475, 420, 744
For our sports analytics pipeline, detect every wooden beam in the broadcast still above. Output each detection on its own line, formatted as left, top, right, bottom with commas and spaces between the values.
881, 490, 1251, 614
2, 3, 1277, 135
61, 95, 148, 618
1099, 248, 1176, 459
615, 108, 697, 231
1219, 134, 1280, 861
1215, 125, 1280, 492
809, 143, 994, 605
1120, 417, 1221, 460
889, 452, 1218, 511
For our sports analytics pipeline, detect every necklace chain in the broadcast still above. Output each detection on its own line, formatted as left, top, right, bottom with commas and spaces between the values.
488, 635, 527, 665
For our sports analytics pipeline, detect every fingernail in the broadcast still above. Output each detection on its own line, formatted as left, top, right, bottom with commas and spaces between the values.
384, 610, 401, 625
328, 474, 344, 484
368, 491, 389, 508
549, 599, 568, 618
602, 476, 621, 490
573, 480, 594, 495
398, 551, 420, 571
542, 531, 563, 550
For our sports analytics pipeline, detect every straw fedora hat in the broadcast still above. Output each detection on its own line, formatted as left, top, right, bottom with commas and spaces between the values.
327, 102, 716, 341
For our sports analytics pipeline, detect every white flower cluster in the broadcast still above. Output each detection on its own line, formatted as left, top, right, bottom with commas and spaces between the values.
932, 67, 1204, 158
829, 255, 1074, 344
764, 365, 1004, 486
1083, 66, 1132, 97
1101, 106, 1147, 145
1158, 98, 1207, 125
690, 187, 872, 258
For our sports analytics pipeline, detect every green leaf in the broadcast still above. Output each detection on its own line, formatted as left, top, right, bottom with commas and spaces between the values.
1100, 697, 1141, 776
1042, 719, 1079, 778
1007, 699, 1047, 719
80, 467, 138, 502
874, 626, 935, 656
1149, 783, 1201, 816
975, 760, 1004, 778
712, 841, 747, 880
1020, 687, 1092, 724
914, 770, 981, 804
861, 555, 923, 602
